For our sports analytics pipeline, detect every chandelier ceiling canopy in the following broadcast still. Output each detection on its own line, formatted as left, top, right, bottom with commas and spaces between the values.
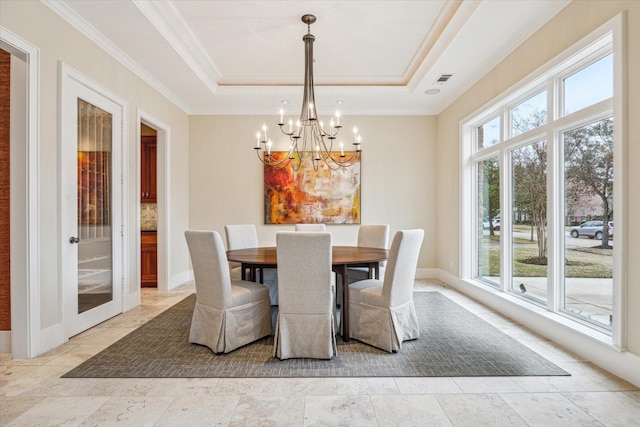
254, 14, 361, 171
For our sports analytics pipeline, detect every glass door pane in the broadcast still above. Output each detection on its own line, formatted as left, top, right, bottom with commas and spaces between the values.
77, 99, 113, 314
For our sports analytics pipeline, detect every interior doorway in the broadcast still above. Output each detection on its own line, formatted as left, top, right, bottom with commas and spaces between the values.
138, 114, 169, 293
140, 124, 158, 288
1, 49, 11, 347
1, 29, 40, 358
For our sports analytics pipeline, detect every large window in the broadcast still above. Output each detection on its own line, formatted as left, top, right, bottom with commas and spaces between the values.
463, 19, 623, 339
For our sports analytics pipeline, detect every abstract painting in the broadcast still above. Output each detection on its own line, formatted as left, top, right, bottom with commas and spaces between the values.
264, 152, 361, 224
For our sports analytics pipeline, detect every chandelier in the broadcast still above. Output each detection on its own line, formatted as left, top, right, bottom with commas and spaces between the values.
254, 14, 361, 171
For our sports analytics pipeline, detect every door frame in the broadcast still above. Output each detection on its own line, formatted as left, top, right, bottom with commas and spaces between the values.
138, 111, 170, 293
59, 63, 128, 339
0, 27, 41, 358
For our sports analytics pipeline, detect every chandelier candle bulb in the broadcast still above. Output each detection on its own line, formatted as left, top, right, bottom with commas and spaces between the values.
340, 142, 344, 157
279, 109, 284, 125
336, 111, 341, 127
288, 119, 293, 134
256, 132, 261, 148
262, 124, 267, 142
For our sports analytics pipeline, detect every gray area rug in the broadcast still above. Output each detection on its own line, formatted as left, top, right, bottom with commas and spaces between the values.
62, 292, 569, 378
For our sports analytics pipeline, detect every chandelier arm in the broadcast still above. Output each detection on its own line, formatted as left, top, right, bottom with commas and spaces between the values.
308, 122, 361, 168
324, 152, 361, 169
255, 148, 298, 170
318, 152, 361, 170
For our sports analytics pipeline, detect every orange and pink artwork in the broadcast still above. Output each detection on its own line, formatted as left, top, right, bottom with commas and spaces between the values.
264, 152, 361, 224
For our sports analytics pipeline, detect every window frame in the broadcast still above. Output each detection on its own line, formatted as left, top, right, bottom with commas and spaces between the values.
460, 14, 626, 347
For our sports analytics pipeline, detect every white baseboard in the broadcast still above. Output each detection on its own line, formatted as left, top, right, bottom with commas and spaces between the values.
436, 268, 640, 389
0, 331, 11, 354
415, 268, 439, 279
170, 269, 193, 290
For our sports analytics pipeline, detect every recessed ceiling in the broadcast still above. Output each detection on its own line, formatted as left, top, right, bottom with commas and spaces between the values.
44, 0, 570, 115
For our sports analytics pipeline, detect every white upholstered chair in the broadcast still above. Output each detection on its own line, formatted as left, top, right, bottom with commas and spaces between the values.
348, 229, 424, 353
295, 223, 327, 231
224, 224, 259, 280
274, 231, 337, 360
349, 224, 390, 280
185, 230, 272, 354
225, 224, 278, 305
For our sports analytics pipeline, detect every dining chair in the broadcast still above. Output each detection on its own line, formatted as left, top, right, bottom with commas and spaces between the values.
225, 224, 278, 305
185, 230, 272, 354
294, 223, 327, 231
348, 229, 424, 352
349, 224, 390, 279
274, 231, 337, 360
224, 224, 258, 280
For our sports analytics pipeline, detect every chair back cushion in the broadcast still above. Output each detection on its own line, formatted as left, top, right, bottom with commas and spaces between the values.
357, 224, 390, 267
294, 224, 327, 231
276, 231, 332, 314
357, 224, 389, 249
185, 230, 232, 309
383, 229, 425, 306
224, 224, 259, 250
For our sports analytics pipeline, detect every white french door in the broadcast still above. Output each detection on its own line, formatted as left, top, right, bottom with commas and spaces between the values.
61, 65, 125, 338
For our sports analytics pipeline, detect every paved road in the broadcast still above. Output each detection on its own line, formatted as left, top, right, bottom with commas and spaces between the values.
490, 229, 613, 249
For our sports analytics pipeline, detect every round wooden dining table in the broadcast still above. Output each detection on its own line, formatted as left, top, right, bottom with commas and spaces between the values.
226, 246, 388, 341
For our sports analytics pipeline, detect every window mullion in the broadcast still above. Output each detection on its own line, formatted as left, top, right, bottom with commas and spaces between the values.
500, 107, 511, 293
500, 147, 510, 293
547, 128, 562, 312
545, 77, 559, 312
611, 12, 627, 349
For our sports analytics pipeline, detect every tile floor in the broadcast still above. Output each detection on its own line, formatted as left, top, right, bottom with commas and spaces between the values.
1, 279, 639, 426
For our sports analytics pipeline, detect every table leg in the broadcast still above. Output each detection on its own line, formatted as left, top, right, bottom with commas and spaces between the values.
241, 263, 247, 281
341, 264, 350, 341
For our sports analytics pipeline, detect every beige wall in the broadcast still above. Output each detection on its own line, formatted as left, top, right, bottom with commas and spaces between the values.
189, 115, 438, 269
1, 1, 191, 342
437, 0, 640, 357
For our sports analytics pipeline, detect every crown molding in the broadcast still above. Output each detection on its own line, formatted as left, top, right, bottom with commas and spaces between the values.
41, 0, 191, 113
132, 0, 221, 95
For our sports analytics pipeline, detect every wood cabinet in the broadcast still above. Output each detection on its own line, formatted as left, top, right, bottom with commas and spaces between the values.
141, 136, 157, 202
141, 231, 157, 287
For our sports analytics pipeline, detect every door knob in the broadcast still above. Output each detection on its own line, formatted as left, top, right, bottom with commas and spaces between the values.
69, 236, 80, 244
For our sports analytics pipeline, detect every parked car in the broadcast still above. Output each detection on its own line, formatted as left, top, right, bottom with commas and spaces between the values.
570, 220, 613, 240
483, 218, 500, 230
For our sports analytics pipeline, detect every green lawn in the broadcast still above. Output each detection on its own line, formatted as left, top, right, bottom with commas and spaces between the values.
479, 236, 613, 278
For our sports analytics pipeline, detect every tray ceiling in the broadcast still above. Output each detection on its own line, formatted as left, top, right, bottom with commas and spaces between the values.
44, 0, 570, 115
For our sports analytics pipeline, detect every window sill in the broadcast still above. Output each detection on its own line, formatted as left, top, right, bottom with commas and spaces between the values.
441, 271, 619, 352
